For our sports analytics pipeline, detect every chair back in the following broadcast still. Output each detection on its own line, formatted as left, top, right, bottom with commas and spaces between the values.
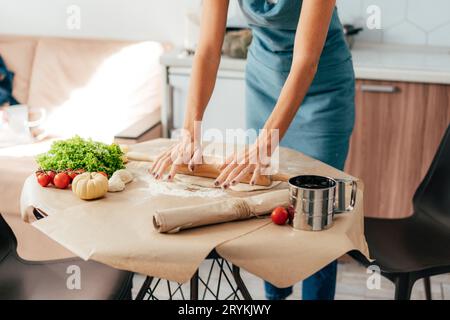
0, 214, 18, 262
413, 125, 450, 228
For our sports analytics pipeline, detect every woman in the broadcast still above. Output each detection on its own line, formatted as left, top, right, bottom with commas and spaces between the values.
151, 0, 355, 300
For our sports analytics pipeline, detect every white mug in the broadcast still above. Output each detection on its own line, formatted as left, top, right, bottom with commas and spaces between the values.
0, 105, 46, 146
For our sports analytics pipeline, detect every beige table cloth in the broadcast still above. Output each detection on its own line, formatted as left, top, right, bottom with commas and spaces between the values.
20, 139, 370, 286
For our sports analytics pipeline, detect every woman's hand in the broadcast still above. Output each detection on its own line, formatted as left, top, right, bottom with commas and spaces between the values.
214, 136, 273, 189
149, 132, 202, 181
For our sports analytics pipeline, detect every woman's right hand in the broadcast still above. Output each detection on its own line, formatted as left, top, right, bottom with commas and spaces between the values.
149, 131, 202, 181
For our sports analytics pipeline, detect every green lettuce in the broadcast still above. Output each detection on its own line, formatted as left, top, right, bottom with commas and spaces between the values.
36, 136, 125, 177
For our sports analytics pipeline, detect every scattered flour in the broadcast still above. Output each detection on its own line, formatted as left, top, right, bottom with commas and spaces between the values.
145, 178, 226, 198
130, 166, 226, 198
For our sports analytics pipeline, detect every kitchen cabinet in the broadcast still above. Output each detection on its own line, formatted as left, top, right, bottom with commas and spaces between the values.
345, 80, 450, 218
160, 51, 247, 142
168, 72, 246, 142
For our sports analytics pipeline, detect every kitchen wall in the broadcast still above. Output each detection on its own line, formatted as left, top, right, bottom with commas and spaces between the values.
0, 0, 187, 44
0, 0, 242, 46
1, 0, 449, 48
336, 0, 450, 47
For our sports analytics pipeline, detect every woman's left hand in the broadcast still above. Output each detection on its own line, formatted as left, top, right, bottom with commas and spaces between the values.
214, 138, 272, 189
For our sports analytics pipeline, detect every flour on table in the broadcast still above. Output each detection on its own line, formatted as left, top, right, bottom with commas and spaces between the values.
144, 175, 226, 198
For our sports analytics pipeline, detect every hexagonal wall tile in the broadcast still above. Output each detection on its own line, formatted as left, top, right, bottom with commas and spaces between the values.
362, 0, 408, 29
407, 0, 450, 31
383, 21, 427, 45
336, 0, 363, 24
428, 23, 450, 47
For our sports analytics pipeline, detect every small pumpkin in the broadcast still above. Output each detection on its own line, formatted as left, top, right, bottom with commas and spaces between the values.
72, 172, 108, 200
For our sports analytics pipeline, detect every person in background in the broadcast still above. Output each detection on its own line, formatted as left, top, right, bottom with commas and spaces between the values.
0, 54, 18, 106
151, 0, 355, 300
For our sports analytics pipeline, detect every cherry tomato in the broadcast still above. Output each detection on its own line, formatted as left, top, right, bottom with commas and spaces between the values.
67, 171, 78, 181
271, 207, 289, 225
37, 173, 52, 187
53, 172, 71, 189
46, 171, 56, 184
98, 171, 108, 178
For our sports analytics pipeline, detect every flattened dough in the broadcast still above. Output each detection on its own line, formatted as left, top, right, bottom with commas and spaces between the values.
174, 174, 282, 192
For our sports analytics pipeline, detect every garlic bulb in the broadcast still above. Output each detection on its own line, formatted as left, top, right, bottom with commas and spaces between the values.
113, 169, 133, 184
108, 174, 126, 192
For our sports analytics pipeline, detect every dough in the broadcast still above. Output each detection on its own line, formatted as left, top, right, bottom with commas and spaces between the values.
113, 169, 133, 184
174, 174, 282, 192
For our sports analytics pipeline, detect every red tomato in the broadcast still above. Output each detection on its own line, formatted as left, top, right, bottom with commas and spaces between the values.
271, 207, 288, 225
37, 173, 52, 187
46, 171, 56, 184
53, 172, 71, 189
67, 171, 78, 181
98, 171, 108, 178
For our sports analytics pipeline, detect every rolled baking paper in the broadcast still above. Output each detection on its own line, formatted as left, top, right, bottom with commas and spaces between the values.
153, 189, 289, 233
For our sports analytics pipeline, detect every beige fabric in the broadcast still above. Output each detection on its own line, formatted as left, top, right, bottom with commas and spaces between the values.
154, 189, 289, 233
21, 172, 270, 283
0, 139, 54, 216
20, 139, 370, 285
27, 38, 163, 142
0, 36, 37, 104
0, 155, 36, 216
2, 213, 76, 261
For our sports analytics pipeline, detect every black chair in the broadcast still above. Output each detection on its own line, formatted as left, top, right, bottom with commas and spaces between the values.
0, 214, 134, 300
351, 125, 450, 300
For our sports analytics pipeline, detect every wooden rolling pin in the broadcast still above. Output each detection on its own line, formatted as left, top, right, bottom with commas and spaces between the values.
125, 151, 290, 186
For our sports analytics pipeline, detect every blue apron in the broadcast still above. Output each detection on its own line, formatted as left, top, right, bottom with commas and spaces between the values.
238, 0, 355, 300
239, 0, 355, 171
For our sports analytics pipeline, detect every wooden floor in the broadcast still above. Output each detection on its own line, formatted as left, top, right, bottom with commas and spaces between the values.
132, 259, 450, 300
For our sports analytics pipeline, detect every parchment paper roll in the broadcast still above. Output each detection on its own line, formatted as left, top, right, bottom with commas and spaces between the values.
153, 189, 289, 233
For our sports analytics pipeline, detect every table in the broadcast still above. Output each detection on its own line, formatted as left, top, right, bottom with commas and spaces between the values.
135, 250, 252, 300
22, 139, 370, 298
33, 207, 251, 300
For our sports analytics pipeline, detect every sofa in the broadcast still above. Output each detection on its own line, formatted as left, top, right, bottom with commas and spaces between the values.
0, 35, 165, 261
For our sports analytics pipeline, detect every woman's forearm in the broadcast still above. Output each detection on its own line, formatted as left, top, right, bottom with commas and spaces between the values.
182, 0, 229, 137
183, 50, 221, 135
